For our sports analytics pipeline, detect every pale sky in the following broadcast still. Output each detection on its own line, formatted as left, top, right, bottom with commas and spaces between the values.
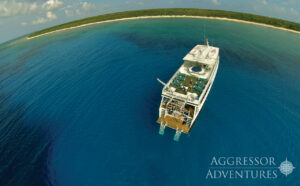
0, 0, 300, 44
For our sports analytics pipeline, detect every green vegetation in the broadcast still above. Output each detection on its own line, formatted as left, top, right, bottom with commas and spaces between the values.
27, 8, 300, 38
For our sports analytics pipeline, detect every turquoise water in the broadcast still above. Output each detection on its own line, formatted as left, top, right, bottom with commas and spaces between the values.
0, 18, 299, 186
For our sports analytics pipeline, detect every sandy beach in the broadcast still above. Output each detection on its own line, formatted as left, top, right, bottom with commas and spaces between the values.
26, 15, 300, 40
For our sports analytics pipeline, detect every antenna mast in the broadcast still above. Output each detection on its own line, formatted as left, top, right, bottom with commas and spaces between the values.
203, 21, 206, 44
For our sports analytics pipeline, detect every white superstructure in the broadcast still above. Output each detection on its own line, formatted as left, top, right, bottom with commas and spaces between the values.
157, 40, 219, 141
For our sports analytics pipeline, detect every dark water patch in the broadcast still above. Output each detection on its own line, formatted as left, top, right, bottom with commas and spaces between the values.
0, 48, 40, 80
0, 38, 26, 53
113, 31, 193, 50
11, 46, 43, 75
55, 34, 80, 44
0, 93, 53, 186
111, 20, 198, 50
0, 33, 79, 77
220, 46, 278, 74
0, 63, 11, 77
0, 53, 11, 62
15, 46, 42, 63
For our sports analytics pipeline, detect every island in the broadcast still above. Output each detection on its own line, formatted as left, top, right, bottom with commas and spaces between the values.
27, 8, 300, 39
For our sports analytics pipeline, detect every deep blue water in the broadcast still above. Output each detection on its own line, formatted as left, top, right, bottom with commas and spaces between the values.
0, 18, 299, 186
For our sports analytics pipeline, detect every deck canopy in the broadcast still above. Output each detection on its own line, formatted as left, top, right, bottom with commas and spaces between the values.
183, 45, 219, 65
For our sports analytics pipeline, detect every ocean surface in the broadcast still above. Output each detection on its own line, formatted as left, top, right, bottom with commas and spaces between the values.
0, 18, 299, 186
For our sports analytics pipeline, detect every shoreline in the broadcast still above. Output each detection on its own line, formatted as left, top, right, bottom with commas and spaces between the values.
26, 15, 300, 40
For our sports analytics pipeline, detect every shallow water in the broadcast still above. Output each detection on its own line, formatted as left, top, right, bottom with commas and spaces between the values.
0, 18, 299, 186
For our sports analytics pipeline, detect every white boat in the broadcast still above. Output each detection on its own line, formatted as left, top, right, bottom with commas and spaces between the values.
157, 40, 219, 141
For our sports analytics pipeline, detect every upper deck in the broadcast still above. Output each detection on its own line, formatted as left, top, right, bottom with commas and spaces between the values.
161, 44, 219, 105
183, 44, 219, 65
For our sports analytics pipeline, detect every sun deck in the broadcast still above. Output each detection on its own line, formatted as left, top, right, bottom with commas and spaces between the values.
169, 71, 208, 96
183, 45, 219, 65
